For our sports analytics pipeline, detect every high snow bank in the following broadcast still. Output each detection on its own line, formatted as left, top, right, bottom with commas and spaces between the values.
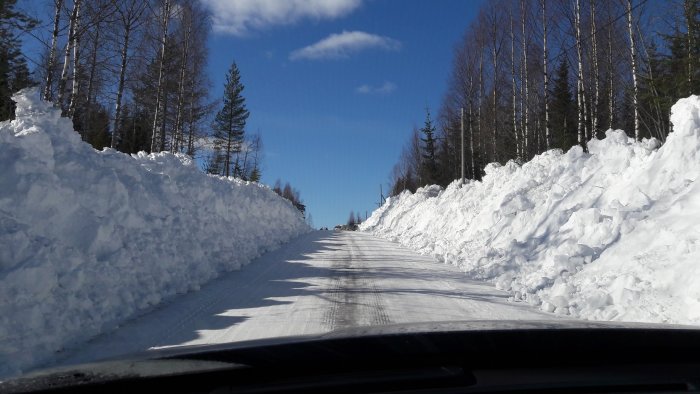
0, 89, 309, 376
361, 95, 700, 326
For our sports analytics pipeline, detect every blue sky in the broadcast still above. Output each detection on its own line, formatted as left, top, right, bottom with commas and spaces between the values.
22, 0, 484, 228
204, 0, 483, 228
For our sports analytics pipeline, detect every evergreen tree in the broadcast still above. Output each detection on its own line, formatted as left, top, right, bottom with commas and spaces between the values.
205, 146, 225, 175
249, 166, 261, 182
0, 0, 38, 121
419, 108, 439, 186
549, 59, 577, 151
347, 211, 356, 227
212, 61, 249, 177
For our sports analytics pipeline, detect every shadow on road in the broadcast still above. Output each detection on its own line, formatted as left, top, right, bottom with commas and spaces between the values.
52, 230, 539, 369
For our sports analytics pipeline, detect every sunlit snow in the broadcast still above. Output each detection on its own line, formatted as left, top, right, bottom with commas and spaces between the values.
361, 95, 700, 326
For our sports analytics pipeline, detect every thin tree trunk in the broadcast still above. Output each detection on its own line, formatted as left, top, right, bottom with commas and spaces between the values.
685, 0, 693, 95
521, 0, 529, 157
510, 9, 520, 160
160, 90, 168, 151
627, 0, 639, 140
44, 0, 64, 102
150, 0, 172, 153
575, 0, 585, 148
492, 43, 498, 163
84, 24, 99, 138
186, 71, 196, 156
469, 93, 475, 180
112, 24, 130, 148
67, 0, 81, 119
542, 0, 550, 150
172, 13, 192, 153
607, 9, 614, 130
57, 0, 80, 111
478, 48, 484, 174
591, 0, 600, 138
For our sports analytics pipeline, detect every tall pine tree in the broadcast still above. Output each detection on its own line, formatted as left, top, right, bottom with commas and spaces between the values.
211, 61, 249, 177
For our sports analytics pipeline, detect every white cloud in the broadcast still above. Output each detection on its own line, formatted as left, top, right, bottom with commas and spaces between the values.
356, 81, 397, 95
201, 0, 362, 36
290, 31, 401, 61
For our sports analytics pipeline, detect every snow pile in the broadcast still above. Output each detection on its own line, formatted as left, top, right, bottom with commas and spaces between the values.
361, 95, 700, 326
0, 89, 309, 376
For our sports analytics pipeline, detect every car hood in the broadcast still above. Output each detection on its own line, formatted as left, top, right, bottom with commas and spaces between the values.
3, 319, 699, 393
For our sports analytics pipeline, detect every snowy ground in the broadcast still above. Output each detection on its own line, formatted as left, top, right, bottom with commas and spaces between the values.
0, 89, 309, 377
361, 95, 700, 326
45, 230, 556, 372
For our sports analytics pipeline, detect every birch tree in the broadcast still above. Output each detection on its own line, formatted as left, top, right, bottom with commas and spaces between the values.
57, 0, 80, 111
590, 0, 600, 137
510, 7, 520, 160
627, 0, 640, 140
542, 0, 550, 149
43, 0, 63, 102
574, 0, 586, 148
521, 0, 529, 156
111, 0, 147, 148
150, 0, 172, 152
67, 1, 82, 118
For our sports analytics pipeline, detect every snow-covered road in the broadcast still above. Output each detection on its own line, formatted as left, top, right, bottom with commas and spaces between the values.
52, 230, 555, 368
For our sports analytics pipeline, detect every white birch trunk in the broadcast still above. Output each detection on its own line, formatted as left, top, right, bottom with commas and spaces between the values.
608, 10, 614, 130
57, 0, 80, 111
172, 12, 192, 153
575, 0, 584, 147
627, 0, 639, 140
521, 0, 529, 155
44, 0, 64, 102
542, 0, 550, 150
510, 9, 520, 160
150, 0, 172, 152
591, 0, 600, 137
67, 0, 81, 119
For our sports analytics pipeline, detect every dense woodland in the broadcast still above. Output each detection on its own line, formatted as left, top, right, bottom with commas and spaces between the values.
0, 0, 314, 212
0, 0, 265, 180
390, 0, 700, 196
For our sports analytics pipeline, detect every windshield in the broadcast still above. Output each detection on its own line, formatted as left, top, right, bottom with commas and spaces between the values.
1, 0, 699, 381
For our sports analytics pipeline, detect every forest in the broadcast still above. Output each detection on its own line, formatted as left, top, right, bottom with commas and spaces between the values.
389, 0, 699, 196
0, 0, 267, 181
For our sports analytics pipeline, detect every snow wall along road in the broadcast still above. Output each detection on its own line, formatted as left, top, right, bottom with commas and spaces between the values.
0, 88, 310, 376
361, 95, 700, 326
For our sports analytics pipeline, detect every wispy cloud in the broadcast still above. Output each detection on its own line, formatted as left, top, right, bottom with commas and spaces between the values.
290, 31, 401, 61
201, 0, 362, 36
356, 81, 397, 95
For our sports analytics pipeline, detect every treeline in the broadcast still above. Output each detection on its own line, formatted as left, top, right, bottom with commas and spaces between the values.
272, 180, 306, 215
34, 0, 213, 155
1, 0, 263, 181
390, 0, 699, 195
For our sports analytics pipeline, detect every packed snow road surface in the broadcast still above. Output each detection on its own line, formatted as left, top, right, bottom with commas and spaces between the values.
52, 230, 554, 368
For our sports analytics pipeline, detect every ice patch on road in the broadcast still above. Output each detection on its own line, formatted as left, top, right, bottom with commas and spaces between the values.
0, 88, 310, 377
361, 95, 700, 326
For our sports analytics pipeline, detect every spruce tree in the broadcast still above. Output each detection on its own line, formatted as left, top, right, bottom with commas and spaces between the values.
419, 108, 439, 186
249, 166, 261, 182
212, 61, 249, 177
549, 59, 577, 151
